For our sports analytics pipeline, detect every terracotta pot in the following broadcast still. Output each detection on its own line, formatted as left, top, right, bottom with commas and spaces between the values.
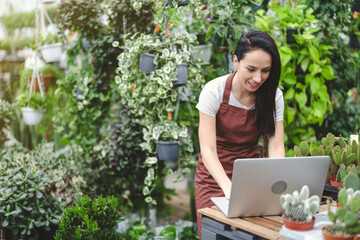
330, 180, 343, 188
29, 74, 52, 92
282, 214, 315, 231
322, 225, 355, 240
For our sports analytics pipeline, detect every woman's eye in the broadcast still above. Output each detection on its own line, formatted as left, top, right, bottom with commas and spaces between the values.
262, 69, 270, 73
247, 69, 255, 72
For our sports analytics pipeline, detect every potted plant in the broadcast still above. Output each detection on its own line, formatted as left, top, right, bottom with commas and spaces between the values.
280, 185, 320, 231
0, 99, 16, 146
150, 120, 190, 161
39, 31, 63, 63
20, 64, 62, 93
323, 188, 360, 239
0, 167, 62, 240
54, 195, 121, 240
17, 92, 47, 126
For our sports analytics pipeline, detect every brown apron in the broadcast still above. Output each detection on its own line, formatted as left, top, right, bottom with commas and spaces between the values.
194, 72, 267, 238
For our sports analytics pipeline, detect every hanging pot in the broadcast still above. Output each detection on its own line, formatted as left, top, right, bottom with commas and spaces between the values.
173, 63, 188, 87
282, 214, 315, 231
40, 42, 62, 63
139, 53, 156, 74
29, 74, 52, 92
349, 33, 360, 49
21, 107, 45, 125
167, 0, 190, 7
193, 43, 212, 63
157, 141, 179, 161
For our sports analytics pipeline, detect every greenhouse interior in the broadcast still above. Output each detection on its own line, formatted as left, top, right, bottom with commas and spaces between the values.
0, 0, 360, 239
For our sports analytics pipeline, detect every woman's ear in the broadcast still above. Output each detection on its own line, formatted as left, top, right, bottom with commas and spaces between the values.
233, 55, 239, 69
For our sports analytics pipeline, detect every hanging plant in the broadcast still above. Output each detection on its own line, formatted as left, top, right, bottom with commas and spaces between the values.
114, 27, 205, 204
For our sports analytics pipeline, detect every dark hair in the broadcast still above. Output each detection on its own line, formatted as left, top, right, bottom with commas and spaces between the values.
234, 30, 281, 137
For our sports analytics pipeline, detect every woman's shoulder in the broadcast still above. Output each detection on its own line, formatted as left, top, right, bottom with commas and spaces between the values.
275, 88, 283, 99
202, 74, 229, 93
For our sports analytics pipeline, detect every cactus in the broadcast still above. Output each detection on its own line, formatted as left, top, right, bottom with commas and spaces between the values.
327, 188, 360, 234
343, 173, 360, 191
280, 185, 319, 222
294, 141, 309, 156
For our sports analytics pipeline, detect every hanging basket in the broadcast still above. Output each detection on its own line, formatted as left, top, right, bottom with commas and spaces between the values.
157, 141, 179, 161
40, 42, 62, 62
173, 63, 188, 87
139, 53, 156, 74
193, 43, 212, 63
21, 107, 46, 125
29, 73, 52, 92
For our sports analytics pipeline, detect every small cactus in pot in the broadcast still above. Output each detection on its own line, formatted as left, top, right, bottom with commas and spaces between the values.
280, 185, 320, 231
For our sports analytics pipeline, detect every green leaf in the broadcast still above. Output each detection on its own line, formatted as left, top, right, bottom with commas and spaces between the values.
284, 88, 295, 100
321, 65, 336, 80
309, 77, 321, 93
309, 63, 321, 76
295, 92, 307, 107
308, 46, 319, 62
301, 57, 310, 72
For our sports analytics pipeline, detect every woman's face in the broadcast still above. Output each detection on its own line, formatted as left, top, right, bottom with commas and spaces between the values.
233, 49, 272, 93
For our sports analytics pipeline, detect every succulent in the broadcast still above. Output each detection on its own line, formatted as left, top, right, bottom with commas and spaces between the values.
280, 185, 320, 222
343, 173, 360, 191
327, 188, 360, 234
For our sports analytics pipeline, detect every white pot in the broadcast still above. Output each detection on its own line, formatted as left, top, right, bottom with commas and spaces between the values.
40, 42, 62, 62
192, 43, 212, 63
21, 107, 46, 125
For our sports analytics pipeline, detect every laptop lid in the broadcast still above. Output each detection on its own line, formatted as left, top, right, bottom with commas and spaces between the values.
225, 156, 330, 218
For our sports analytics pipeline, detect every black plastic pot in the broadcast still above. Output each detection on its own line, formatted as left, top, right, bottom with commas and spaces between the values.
167, 0, 190, 7
322, 183, 339, 201
350, 33, 360, 49
173, 63, 188, 87
352, 0, 360, 12
157, 141, 179, 161
286, 28, 299, 44
139, 52, 156, 74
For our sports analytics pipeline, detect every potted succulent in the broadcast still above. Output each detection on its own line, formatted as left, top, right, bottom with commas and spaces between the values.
0, 167, 62, 240
17, 92, 47, 126
280, 185, 320, 231
39, 31, 63, 63
323, 188, 360, 239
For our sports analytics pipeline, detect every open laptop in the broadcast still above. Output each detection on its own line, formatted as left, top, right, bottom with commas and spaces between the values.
211, 156, 330, 218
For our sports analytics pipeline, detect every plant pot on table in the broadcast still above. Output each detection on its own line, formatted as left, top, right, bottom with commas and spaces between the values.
156, 141, 179, 161
322, 225, 357, 240
40, 42, 62, 63
282, 214, 315, 231
139, 52, 156, 74
21, 107, 46, 125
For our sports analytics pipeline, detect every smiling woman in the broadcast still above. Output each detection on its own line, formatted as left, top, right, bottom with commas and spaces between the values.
194, 30, 285, 237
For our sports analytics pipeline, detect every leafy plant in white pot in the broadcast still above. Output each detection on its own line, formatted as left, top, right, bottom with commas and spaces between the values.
39, 31, 63, 63
17, 92, 47, 126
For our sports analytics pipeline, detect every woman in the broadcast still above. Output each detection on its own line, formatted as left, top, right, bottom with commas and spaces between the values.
194, 30, 285, 237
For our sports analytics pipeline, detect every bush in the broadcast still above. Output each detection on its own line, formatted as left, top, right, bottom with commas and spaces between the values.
54, 195, 121, 240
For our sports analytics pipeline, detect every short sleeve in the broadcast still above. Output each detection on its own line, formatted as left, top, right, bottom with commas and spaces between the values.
275, 88, 284, 122
196, 79, 222, 117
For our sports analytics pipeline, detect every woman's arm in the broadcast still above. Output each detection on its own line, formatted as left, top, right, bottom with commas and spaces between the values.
199, 111, 232, 199
268, 121, 285, 158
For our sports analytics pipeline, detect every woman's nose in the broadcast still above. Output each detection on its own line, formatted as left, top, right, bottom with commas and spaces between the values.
253, 73, 262, 82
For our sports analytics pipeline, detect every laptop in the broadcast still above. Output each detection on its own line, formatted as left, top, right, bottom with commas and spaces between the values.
211, 156, 330, 218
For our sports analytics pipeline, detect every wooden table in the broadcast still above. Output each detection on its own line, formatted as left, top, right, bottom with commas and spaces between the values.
198, 203, 332, 240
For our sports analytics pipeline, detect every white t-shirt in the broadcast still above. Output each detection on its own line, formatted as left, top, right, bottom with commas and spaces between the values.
196, 74, 284, 122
